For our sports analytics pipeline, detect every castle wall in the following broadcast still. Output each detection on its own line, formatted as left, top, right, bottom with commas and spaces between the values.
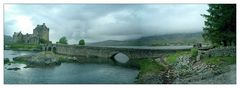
39, 29, 49, 41
12, 23, 49, 44
33, 23, 49, 41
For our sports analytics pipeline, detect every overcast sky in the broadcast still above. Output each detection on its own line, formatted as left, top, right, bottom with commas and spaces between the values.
4, 4, 209, 44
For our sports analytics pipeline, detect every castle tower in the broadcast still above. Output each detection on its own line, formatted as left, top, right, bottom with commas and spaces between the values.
33, 23, 49, 42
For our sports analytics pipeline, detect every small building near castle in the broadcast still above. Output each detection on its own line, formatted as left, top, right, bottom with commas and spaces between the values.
12, 23, 50, 44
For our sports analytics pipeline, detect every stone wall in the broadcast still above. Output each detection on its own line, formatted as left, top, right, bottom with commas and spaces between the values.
200, 47, 236, 58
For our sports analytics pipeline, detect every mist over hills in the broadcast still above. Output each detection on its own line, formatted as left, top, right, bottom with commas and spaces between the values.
88, 32, 204, 46
5, 32, 205, 46
4, 35, 12, 45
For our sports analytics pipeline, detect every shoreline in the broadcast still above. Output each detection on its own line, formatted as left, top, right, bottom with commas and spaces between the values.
4, 47, 236, 84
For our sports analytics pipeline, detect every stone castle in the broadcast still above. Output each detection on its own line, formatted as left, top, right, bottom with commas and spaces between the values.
13, 23, 50, 44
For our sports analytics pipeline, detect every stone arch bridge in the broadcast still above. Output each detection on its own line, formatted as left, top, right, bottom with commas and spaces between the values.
42, 44, 192, 65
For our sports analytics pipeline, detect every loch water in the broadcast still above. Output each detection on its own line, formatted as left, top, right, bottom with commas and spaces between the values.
4, 50, 139, 84
4, 46, 192, 84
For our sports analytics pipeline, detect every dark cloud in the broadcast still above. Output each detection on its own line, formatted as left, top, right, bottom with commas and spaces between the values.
4, 4, 209, 44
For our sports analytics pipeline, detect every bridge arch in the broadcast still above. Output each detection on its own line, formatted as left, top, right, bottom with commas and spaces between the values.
110, 52, 130, 64
53, 47, 57, 53
110, 52, 118, 61
48, 47, 52, 51
42, 44, 57, 52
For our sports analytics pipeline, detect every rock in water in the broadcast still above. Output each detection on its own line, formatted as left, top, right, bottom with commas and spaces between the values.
13, 51, 61, 67
7, 67, 20, 71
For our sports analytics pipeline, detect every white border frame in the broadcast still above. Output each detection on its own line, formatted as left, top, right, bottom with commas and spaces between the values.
0, 0, 239, 88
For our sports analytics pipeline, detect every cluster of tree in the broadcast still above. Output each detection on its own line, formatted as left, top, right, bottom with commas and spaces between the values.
79, 39, 85, 45
57, 36, 85, 45
202, 4, 236, 46
58, 36, 68, 44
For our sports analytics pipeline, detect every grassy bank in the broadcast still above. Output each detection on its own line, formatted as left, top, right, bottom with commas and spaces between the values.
8, 44, 41, 51
138, 59, 166, 74
166, 51, 191, 64
203, 56, 236, 66
135, 50, 191, 83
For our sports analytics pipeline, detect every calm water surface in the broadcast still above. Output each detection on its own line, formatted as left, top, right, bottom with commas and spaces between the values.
4, 50, 139, 84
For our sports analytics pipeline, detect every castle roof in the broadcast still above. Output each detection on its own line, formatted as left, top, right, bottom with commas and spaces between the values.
14, 31, 23, 36
35, 23, 49, 30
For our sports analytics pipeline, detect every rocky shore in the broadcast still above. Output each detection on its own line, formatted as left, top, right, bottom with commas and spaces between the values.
10, 51, 113, 68
12, 51, 76, 68
6, 47, 236, 84
135, 47, 236, 84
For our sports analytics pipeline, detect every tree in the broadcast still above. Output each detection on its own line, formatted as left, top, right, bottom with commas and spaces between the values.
79, 39, 85, 45
39, 39, 48, 44
59, 36, 68, 44
202, 4, 236, 46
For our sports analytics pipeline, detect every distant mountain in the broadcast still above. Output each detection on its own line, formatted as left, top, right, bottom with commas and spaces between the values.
4, 35, 12, 45
88, 32, 205, 46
